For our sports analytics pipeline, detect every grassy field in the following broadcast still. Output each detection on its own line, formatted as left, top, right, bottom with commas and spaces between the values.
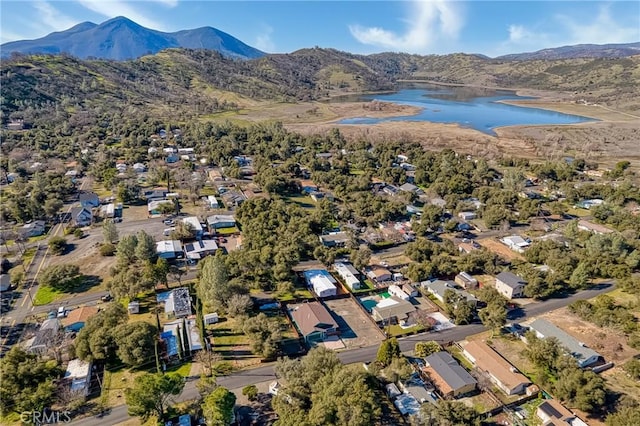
283, 194, 316, 209
275, 288, 315, 302
33, 285, 64, 305
387, 323, 425, 337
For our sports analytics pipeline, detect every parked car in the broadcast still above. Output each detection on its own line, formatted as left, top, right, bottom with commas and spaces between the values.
101, 293, 113, 302
57, 306, 67, 318
163, 219, 175, 226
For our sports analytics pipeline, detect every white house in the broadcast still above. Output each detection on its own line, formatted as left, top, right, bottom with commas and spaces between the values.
455, 272, 478, 289
388, 284, 411, 301
207, 215, 236, 230
333, 262, 361, 290
303, 270, 337, 298
156, 240, 184, 259
206, 195, 219, 209
500, 235, 530, 253
182, 216, 204, 238
528, 319, 602, 368
64, 359, 92, 397
458, 211, 477, 221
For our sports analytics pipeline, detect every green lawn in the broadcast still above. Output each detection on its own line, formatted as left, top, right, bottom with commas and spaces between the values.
275, 288, 314, 301
387, 324, 425, 337
283, 194, 316, 209
214, 226, 239, 235
33, 285, 64, 306
165, 361, 193, 377
351, 279, 374, 294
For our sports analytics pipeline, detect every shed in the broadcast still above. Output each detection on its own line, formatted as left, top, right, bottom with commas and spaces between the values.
128, 301, 140, 314
204, 313, 219, 325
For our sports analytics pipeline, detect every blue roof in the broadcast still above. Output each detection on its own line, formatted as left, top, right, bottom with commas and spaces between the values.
160, 331, 178, 356
178, 414, 191, 426
303, 269, 334, 281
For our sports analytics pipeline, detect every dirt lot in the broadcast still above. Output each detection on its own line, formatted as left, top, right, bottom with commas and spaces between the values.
323, 297, 385, 349
477, 238, 525, 262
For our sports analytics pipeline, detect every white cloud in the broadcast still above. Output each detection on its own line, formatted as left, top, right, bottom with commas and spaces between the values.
556, 5, 639, 45
349, 0, 464, 53
33, 0, 78, 32
254, 25, 275, 53
76, 0, 173, 31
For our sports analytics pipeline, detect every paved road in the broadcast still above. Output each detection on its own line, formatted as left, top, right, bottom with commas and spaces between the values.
69, 282, 614, 426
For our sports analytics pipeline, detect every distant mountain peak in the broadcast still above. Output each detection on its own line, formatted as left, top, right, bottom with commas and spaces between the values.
496, 42, 640, 61
1, 17, 264, 60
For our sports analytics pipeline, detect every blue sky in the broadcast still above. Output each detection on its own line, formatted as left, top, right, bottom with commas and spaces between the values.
1, 1, 638, 57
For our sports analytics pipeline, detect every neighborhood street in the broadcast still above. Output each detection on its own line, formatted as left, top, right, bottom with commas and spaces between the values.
69, 281, 614, 426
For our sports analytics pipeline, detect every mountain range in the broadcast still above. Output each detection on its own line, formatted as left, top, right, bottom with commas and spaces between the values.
1, 17, 639, 62
0, 16, 265, 60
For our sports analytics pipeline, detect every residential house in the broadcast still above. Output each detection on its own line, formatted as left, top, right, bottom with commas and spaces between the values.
166, 153, 179, 164
500, 235, 531, 253
383, 185, 400, 196
208, 169, 224, 182
145, 189, 168, 201
399, 183, 422, 194
371, 296, 416, 325
162, 318, 203, 356
156, 240, 184, 260
205, 195, 219, 209
64, 359, 92, 397
303, 269, 337, 298
220, 190, 247, 207
423, 352, 477, 398
402, 283, 419, 297
288, 301, 339, 344
423, 280, 478, 306
79, 192, 100, 209
333, 262, 361, 291
495, 271, 527, 299
207, 215, 236, 230
319, 231, 350, 248
455, 272, 478, 290
132, 163, 146, 173
70, 207, 92, 227
574, 199, 603, 210
20, 220, 46, 238
165, 287, 192, 319
366, 266, 393, 283
26, 318, 61, 355
458, 211, 477, 221
100, 203, 115, 219
7, 119, 24, 130
577, 220, 614, 235
388, 284, 411, 301
528, 319, 602, 368
148, 199, 173, 216
462, 341, 530, 395
182, 216, 204, 239
394, 393, 421, 417
184, 240, 218, 261
61, 306, 99, 332
299, 179, 319, 194
536, 399, 585, 426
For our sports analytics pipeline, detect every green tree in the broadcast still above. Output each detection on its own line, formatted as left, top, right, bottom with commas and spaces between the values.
135, 230, 157, 263
202, 387, 236, 426
38, 264, 81, 291
569, 262, 591, 288
376, 338, 401, 367
553, 366, 606, 412
198, 254, 231, 311
419, 400, 481, 426
226, 294, 253, 317
242, 313, 281, 359
623, 359, 640, 380
125, 373, 184, 421
102, 220, 119, 244
478, 301, 507, 335
115, 322, 158, 367
0, 347, 61, 415
606, 404, 640, 426
48, 236, 67, 255
75, 303, 128, 361
44, 197, 63, 219
444, 290, 475, 325
414, 341, 441, 358
116, 234, 138, 265
383, 356, 413, 383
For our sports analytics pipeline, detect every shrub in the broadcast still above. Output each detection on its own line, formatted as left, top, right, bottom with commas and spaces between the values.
73, 228, 84, 239
48, 236, 67, 255
242, 385, 258, 401
100, 243, 117, 257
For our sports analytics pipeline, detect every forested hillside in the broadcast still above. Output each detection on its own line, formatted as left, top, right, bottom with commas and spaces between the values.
2, 48, 639, 131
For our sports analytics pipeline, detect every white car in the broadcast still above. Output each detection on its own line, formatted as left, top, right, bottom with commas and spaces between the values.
57, 306, 66, 318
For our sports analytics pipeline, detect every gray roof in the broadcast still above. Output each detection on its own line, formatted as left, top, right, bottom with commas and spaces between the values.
425, 280, 477, 303
165, 288, 192, 316
425, 351, 477, 391
496, 271, 527, 289
529, 318, 601, 366
399, 183, 418, 192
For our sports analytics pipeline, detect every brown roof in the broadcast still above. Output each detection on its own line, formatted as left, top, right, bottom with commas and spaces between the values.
289, 302, 338, 337
463, 341, 529, 392
61, 306, 99, 327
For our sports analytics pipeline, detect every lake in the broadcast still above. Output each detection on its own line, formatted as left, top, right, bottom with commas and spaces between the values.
337, 84, 595, 135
